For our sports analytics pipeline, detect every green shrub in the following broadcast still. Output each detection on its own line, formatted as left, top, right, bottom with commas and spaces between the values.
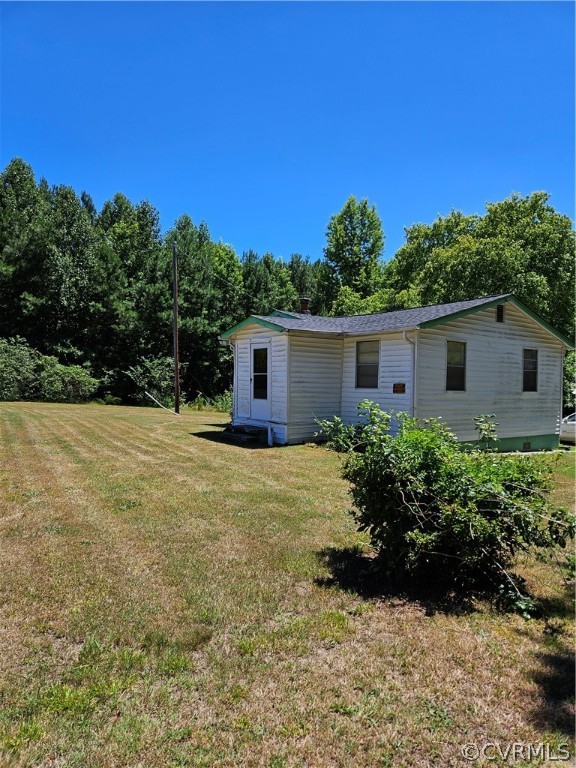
0, 337, 39, 400
0, 337, 99, 403
187, 390, 232, 414
126, 356, 176, 407
318, 402, 574, 597
37, 356, 99, 403
211, 390, 233, 414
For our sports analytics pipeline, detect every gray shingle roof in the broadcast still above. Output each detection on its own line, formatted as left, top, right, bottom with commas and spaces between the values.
253, 295, 511, 335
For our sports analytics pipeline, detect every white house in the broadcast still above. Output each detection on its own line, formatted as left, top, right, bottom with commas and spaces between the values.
219, 294, 573, 450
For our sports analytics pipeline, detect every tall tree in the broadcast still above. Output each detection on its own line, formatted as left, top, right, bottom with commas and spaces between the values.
0, 158, 50, 340
240, 250, 297, 316
165, 216, 244, 398
324, 195, 385, 299
37, 184, 101, 361
386, 192, 575, 340
95, 193, 169, 398
385, 210, 476, 308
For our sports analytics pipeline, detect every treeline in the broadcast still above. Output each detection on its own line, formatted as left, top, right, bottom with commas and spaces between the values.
0, 158, 574, 406
0, 159, 330, 404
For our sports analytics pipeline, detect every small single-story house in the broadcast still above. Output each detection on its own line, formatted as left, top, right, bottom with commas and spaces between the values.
219, 294, 573, 450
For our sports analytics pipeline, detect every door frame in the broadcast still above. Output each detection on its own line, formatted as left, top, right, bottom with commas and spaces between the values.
250, 342, 271, 421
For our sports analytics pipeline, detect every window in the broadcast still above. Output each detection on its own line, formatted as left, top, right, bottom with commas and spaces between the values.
446, 341, 466, 391
523, 349, 538, 392
252, 347, 268, 399
496, 304, 505, 323
356, 340, 379, 388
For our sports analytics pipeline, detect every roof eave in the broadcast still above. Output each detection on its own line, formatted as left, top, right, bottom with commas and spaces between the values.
342, 326, 419, 337
219, 316, 286, 340
286, 326, 419, 337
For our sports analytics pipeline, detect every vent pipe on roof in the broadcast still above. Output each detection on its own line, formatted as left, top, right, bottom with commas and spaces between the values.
299, 297, 311, 314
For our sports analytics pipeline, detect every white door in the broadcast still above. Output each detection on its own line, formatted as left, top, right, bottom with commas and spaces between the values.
250, 344, 270, 421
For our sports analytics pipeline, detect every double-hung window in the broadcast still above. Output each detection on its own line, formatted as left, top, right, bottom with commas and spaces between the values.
446, 341, 466, 391
523, 349, 538, 392
356, 340, 379, 389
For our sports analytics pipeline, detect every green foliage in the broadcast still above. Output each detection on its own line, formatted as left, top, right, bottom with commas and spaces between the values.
315, 414, 360, 453
330, 284, 396, 317
324, 196, 385, 299
126, 356, 176, 407
386, 192, 574, 340
0, 336, 39, 400
320, 402, 575, 597
1, 160, 572, 407
0, 337, 98, 403
287, 253, 318, 299
212, 390, 233, 413
36, 357, 99, 403
472, 414, 500, 452
187, 390, 232, 413
240, 250, 297, 316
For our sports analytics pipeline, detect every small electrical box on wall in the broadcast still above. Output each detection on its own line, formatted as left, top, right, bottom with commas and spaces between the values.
393, 383, 406, 394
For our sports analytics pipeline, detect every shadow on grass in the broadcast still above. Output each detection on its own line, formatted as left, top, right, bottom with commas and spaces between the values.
530, 648, 575, 736
527, 575, 575, 737
192, 430, 270, 449
315, 545, 477, 616
536, 592, 575, 620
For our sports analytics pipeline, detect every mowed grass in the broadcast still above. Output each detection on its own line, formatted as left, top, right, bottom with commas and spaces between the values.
0, 403, 573, 768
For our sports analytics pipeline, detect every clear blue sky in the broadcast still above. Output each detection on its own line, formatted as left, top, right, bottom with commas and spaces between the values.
1, 1, 574, 262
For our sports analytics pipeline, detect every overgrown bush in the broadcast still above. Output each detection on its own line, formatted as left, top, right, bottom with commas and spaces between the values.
317, 402, 574, 600
0, 337, 39, 400
0, 337, 99, 403
187, 390, 232, 414
126, 357, 177, 407
37, 356, 99, 403
212, 390, 233, 414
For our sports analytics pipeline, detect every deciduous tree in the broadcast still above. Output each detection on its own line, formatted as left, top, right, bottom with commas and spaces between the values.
324, 195, 385, 299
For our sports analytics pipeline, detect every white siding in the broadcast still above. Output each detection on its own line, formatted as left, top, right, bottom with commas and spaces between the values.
416, 304, 564, 441
231, 324, 288, 441
235, 338, 250, 418
286, 335, 343, 443
341, 333, 414, 424
271, 334, 288, 424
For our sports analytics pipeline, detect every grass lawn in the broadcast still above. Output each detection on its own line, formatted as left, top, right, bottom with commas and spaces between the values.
0, 402, 573, 767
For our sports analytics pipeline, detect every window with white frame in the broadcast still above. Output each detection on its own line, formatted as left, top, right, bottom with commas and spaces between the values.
356, 340, 379, 388
446, 340, 466, 391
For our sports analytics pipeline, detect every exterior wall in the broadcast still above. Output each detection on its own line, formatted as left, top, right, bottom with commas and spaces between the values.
415, 304, 564, 443
286, 334, 343, 443
341, 332, 414, 425
231, 325, 288, 444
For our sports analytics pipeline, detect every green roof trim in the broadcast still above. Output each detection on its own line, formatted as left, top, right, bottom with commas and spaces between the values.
219, 316, 285, 339
419, 295, 574, 348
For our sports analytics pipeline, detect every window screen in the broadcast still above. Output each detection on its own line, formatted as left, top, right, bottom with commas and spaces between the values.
523, 349, 538, 392
446, 341, 466, 391
356, 340, 379, 388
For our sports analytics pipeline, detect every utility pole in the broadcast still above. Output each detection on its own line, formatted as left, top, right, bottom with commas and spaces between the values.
172, 241, 180, 414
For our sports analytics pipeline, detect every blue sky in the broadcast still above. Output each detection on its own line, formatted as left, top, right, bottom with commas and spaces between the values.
1, 1, 574, 262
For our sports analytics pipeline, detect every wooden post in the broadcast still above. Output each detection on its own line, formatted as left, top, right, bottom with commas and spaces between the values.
172, 242, 180, 414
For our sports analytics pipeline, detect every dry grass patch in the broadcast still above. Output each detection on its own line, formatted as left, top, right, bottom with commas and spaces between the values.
0, 403, 573, 767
